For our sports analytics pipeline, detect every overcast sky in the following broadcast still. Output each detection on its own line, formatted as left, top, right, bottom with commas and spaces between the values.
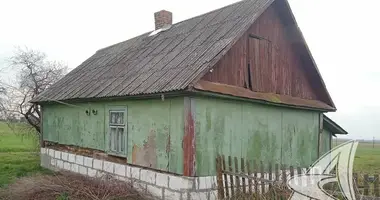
0, 0, 379, 140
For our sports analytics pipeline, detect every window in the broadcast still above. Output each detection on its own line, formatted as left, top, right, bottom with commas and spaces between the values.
108, 110, 126, 154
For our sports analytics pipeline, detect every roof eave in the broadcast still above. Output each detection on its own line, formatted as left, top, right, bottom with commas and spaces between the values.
190, 80, 336, 112
323, 114, 348, 135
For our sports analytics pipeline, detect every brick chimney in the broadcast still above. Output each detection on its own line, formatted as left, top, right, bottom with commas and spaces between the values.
154, 10, 172, 30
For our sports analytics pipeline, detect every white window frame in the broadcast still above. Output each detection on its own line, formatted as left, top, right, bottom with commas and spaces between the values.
107, 107, 127, 156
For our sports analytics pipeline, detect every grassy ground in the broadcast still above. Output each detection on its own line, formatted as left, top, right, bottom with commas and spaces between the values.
333, 139, 380, 174
0, 122, 48, 187
352, 142, 380, 174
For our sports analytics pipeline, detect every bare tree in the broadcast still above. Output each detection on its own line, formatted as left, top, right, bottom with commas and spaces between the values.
0, 86, 6, 118
4, 47, 67, 134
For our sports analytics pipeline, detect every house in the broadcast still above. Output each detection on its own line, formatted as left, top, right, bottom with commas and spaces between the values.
33, 0, 348, 199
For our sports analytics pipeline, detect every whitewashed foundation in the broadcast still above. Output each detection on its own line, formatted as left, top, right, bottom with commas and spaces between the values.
40, 148, 218, 200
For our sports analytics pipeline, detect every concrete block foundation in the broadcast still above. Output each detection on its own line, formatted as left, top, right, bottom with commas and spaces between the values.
41, 148, 218, 200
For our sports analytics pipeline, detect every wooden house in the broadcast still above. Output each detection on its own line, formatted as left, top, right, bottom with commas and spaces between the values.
33, 0, 348, 198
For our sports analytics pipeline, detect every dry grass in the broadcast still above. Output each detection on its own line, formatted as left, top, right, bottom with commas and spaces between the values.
0, 172, 156, 200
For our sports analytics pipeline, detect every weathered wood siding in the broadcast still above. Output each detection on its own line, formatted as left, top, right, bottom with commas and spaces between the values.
194, 96, 320, 176
202, 4, 319, 101
320, 128, 332, 156
202, 33, 248, 87
42, 97, 184, 174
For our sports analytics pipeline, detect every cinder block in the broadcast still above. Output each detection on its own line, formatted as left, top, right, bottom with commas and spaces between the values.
134, 183, 147, 193
117, 176, 127, 182
54, 151, 61, 159
103, 161, 114, 173
189, 192, 208, 200
50, 158, 56, 166
125, 167, 132, 178
71, 164, 79, 173
61, 152, 69, 161
40, 154, 50, 168
75, 155, 84, 165
209, 190, 218, 200
147, 185, 163, 199
83, 157, 93, 168
140, 169, 156, 184
130, 166, 141, 179
56, 160, 64, 168
40, 148, 46, 154
156, 173, 169, 187
48, 149, 55, 157
88, 168, 97, 177
197, 176, 217, 190
164, 189, 182, 200
63, 162, 71, 170
114, 163, 126, 176
93, 159, 103, 170
169, 175, 194, 190
68, 153, 76, 163
96, 171, 106, 178
79, 166, 87, 175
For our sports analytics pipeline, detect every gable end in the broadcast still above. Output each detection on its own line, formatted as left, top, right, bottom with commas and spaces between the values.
199, 0, 335, 108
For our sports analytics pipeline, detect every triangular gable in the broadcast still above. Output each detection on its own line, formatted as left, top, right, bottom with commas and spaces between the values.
195, 0, 335, 109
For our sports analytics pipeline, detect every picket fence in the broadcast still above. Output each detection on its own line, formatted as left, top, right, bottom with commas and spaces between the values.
215, 155, 380, 199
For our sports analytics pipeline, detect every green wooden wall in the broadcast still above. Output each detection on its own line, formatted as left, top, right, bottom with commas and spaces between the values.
194, 97, 321, 176
42, 97, 184, 174
42, 95, 327, 177
320, 128, 332, 156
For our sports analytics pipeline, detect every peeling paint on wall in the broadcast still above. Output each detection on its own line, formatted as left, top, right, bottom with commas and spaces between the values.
194, 97, 320, 176
132, 129, 157, 168
42, 97, 184, 174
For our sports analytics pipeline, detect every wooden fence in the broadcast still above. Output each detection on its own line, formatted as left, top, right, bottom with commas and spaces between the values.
215, 155, 380, 199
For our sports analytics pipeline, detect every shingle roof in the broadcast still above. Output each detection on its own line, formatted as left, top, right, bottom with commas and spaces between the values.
32, 0, 274, 102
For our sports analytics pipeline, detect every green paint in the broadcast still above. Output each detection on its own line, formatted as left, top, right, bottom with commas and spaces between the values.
194, 97, 320, 176
42, 97, 184, 174
320, 128, 332, 156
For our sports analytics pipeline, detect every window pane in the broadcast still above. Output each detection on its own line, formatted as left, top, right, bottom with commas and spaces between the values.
118, 113, 124, 124
110, 128, 116, 151
118, 128, 124, 152
110, 111, 124, 124
110, 112, 116, 124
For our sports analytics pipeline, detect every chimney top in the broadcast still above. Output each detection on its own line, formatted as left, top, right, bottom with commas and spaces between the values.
154, 10, 172, 30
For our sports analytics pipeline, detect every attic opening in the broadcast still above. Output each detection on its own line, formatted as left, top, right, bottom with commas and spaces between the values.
247, 63, 253, 90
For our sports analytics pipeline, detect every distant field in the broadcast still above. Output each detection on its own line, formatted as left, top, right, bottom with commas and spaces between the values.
333, 139, 380, 174
0, 122, 48, 187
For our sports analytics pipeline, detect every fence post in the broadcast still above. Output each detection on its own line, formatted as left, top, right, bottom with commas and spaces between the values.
268, 162, 273, 190
275, 163, 279, 183
254, 160, 258, 194
364, 174, 369, 195
241, 158, 246, 194
282, 164, 287, 185
234, 157, 241, 194
260, 161, 265, 193
228, 156, 235, 197
216, 156, 225, 199
247, 160, 252, 195
374, 174, 379, 197
222, 155, 229, 198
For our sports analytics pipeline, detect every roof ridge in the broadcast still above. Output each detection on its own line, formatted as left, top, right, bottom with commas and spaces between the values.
96, 0, 246, 54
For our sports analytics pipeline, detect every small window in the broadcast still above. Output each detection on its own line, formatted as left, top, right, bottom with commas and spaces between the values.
108, 110, 126, 154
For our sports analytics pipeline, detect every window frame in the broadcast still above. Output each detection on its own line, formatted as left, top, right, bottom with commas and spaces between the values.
106, 106, 128, 157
